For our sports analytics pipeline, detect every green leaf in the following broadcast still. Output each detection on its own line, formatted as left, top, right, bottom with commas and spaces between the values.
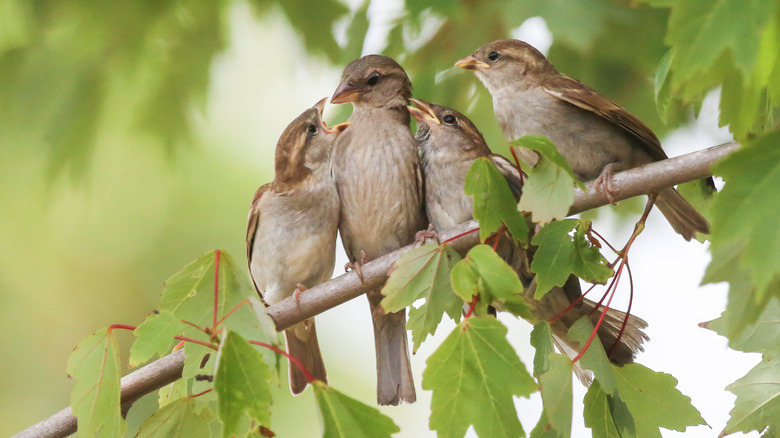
513, 136, 583, 225
381, 243, 463, 352
67, 327, 126, 438
530, 322, 555, 376
423, 316, 538, 438
723, 355, 780, 435
531, 220, 613, 298
568, 317, 618, 394
614, 363, 706, 436
465, 157, 530, 245
654, 50, 674, 124
537, 354, 573, 437
529, 410, 560, 438
340, 1, 369, 63
136, 397, 214, 438
511, 136, 585, 189
709, 297, 780, 355
450, 245, 531, 318
583, 381, 622, 438
158, 378, 188, 408
159, 251, 281, 370
660, 0, 776, 87
706, 132, 780, 331
129, 310, 184, 367
214, 331, 272, 437
313, 381, 400, 438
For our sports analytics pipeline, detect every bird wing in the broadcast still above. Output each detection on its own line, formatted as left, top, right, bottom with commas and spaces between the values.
542, 74, 667, 161
489, 154, 524, 201
246, 183, 272, 296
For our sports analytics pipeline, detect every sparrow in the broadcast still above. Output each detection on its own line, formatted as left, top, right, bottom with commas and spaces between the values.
456, 39, 709, 241
247, 99, 348, 394
330, 55, 426, 405
410, 98, 648, 368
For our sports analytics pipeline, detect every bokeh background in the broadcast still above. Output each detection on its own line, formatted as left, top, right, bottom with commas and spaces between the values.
0, 1, 757, 437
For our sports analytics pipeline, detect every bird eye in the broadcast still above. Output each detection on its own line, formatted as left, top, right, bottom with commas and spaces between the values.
488, 51, 500, 61
367, 73, 380, 86
442, 114, 456, 125
307, 124, 318, 135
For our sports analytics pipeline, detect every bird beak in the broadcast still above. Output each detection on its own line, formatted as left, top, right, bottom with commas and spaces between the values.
408, 98, 439, 125
324, 121, 350, 135
331, 79, 360, 104
313, 97, 328, 117
455, 55, 490, 70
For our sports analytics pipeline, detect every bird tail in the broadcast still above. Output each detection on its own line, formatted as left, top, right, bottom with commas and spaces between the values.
285, 318, 327, 395
655, 187, 709, 241
367, 288, 416, 405
533, 276, 648, 367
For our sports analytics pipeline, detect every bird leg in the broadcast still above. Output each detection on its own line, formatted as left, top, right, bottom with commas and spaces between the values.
593, 163, 618, 205
293, 283, 308, 303
414, 224, 439, 246
344, 250, 367, 282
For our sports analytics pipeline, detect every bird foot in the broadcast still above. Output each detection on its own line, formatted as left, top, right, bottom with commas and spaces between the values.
594, 164, 618, 205
344, 250, 367, 282
414, 224, 439, 246
293, 283, 308, 303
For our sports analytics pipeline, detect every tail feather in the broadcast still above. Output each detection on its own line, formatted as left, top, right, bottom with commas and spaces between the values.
655, 187, 709, 241
367, 289, 416, 405
532, 276, 649, 367
285, 319, 327, 395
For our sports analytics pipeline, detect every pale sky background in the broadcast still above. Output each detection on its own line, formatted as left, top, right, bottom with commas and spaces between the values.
199, 3, 760, 437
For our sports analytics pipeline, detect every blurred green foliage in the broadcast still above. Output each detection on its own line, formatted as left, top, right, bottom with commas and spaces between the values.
3, 0, 778, 436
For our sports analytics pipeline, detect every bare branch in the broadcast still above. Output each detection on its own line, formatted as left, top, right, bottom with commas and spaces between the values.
14, 141, 737, 438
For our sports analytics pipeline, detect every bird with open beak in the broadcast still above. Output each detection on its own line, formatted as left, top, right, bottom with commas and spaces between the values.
456, 40, 709, 241
330, 55, 426, 405
409, 98, 648, 375
247, 98, 349, 395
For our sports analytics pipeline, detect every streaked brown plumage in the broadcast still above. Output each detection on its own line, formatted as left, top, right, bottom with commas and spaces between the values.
247, 99, 347, 394
331, 55, 426, 405
410, 98, 648, 370
457, 39, 709, 241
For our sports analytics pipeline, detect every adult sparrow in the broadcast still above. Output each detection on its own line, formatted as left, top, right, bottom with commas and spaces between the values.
247, 99, 347, 394
410, 98, 648, 366
330, 55, 426, 405
457, 40, 709, 241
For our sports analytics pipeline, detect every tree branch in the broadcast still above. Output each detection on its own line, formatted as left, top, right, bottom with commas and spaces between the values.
14, 141, 737, 438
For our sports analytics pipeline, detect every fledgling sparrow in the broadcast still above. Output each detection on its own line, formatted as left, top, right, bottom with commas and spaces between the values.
330, 55, 426, 405
457, 40, 709, 241
410, 98, 648, 367
247, 99, 348, 394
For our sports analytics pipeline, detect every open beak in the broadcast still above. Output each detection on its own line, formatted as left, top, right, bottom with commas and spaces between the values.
324, 121, 350, 135
313, 97, 328, 117
331, 79, 360, 104
455, 55, 490, 70
407, 98, 440, 126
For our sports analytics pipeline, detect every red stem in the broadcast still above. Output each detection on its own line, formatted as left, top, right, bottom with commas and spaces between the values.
108, 324, 137, 332
188, 389, 213, 398
249, 340, 316, 384
464, 295, 478, 318
174, 336, 218, 351
443, 227, 480, 244
547, 283, 596, 323
213, 250, 221, 329
571, 263, 623, 363
215, 298, 250, 328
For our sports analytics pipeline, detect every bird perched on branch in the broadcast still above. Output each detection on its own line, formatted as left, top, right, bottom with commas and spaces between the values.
330, 55, 426, 405
409, 98, 648, 371
247, 99, 348, 394
456, 39, 709, 241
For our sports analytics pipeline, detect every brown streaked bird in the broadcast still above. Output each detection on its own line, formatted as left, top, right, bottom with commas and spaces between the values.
456, 39, 709, 241
331, 55, 426, 405
247, 99, 348, 395
410, 98, 648, 371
